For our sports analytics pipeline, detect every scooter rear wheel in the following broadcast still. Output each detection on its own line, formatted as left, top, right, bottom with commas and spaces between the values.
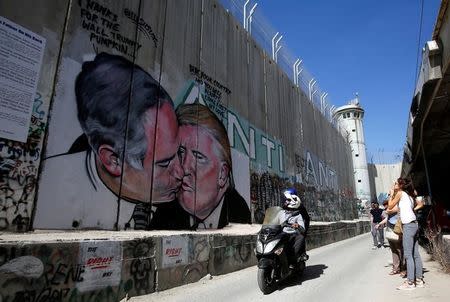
257, 267, 275, 294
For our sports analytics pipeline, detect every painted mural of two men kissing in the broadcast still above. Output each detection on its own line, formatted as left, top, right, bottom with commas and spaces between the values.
33, 52, 251, 230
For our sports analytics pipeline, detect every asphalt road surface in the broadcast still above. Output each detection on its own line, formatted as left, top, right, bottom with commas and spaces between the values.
130, 233, 450, 302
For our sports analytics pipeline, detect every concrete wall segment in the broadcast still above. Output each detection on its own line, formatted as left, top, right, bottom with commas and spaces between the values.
0, 0, 357, 234
0, 222, 370, 300
226, 13, 250, 120
0, 0, 70, 232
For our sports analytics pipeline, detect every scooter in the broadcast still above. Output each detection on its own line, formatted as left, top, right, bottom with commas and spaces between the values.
255, 206, 306, 294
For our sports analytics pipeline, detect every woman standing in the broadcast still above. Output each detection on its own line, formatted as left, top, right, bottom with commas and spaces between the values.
379, 199, 405, 275
388, 178, 424, 290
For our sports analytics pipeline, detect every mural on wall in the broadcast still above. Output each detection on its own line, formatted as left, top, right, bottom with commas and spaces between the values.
34, 52, 253, 231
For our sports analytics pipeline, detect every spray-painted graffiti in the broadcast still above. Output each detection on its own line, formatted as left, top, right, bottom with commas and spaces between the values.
129, 240, 153, 292
304, 151, 338, 190
0, 240, 156, 302
209, 235, 256, 275
78, 0, 152, 57
251, 150, 356, 223
0, 92, 46, 232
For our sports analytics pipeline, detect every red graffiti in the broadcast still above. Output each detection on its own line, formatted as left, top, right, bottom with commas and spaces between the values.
86, 256, 113, 267
165, 248, 182, 257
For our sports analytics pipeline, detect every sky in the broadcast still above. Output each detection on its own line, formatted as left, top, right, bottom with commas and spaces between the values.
254, 0, 441, 164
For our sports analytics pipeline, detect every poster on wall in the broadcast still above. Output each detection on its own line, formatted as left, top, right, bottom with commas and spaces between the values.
76, 241, 122, 292
0, 16, 46, 142
162, 236, 188, 268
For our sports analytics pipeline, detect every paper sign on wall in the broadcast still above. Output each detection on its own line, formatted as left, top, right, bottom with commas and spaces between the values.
0, 16, 46, 142
162, 236, 188, 268
77, 241, 122, 292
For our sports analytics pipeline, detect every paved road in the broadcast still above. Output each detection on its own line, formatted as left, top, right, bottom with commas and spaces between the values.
130, 233, 450, 302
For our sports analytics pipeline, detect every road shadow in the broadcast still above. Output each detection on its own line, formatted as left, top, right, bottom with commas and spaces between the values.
277, 264, 328, 291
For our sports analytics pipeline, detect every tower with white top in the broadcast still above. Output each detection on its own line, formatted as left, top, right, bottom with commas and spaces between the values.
333, 95, 371, 202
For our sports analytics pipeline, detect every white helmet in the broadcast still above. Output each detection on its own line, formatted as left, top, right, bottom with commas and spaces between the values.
283, 189, 301, 209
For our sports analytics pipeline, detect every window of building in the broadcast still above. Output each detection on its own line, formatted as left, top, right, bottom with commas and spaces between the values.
358, 180, 361, 183
352, 129, 356, 132
355, 154, 359, 157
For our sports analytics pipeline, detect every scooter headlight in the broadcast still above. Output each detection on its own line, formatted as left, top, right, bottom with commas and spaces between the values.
263, 239, 280, 254
256, 240, 263, 253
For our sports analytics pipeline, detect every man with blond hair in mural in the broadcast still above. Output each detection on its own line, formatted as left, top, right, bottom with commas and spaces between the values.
164, 103, 251, 229
34, 53, 190, 230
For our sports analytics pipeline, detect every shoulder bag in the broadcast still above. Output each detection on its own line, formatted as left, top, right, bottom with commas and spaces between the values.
393, 218, 403, 235
385, 224, 399, 241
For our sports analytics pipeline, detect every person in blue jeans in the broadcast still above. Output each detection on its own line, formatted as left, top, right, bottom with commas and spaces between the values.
388, 178, 425, 290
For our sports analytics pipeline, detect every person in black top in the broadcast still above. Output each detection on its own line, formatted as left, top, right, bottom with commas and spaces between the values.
370, 201, 385, 249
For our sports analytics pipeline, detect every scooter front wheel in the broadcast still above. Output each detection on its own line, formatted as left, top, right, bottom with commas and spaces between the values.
257, 267, 275, 294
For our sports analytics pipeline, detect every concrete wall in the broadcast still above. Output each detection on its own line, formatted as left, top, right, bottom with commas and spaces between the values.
0, 0, 356, 232
368, 163, 402, 202
0, 221, 370, 301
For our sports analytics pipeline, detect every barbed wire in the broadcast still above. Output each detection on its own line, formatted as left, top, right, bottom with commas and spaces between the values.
220, 0, 337, 125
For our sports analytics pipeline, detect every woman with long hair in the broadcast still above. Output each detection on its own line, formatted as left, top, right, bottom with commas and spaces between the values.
388, 178, 424, 290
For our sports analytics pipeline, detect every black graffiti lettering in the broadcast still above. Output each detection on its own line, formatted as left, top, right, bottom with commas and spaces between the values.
89, 33, 128, 55
109, 32, 142, 51
50, 263, 67, 285
63, 264, 85, 284
123, 8, 158, 47
80, 8, 98, 23
189, 64, 231, 97
82, 19, 108, 37
85, 0, 117, 22
102, 271, 113, 277
100, 17, 119, 31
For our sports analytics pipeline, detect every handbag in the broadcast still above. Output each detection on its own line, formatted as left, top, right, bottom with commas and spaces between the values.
385, 225, 399, 241
393, 219, 403, 235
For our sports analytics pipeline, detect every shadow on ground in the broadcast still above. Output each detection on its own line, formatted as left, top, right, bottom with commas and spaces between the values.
277, 264, 328, 291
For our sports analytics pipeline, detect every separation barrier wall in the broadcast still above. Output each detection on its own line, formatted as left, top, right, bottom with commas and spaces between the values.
0, 221, 371, 301
0, 0, 356, 233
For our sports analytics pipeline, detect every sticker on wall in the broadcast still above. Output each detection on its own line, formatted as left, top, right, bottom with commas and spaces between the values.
0, 16, 46, 142
76, 241, 122, 292
162, 236, 188, 268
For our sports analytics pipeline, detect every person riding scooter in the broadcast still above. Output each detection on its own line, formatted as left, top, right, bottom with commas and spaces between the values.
278, 188, 310, 268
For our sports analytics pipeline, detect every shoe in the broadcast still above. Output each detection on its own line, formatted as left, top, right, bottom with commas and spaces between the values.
415, 279, 425, 288
299, 253, 309, 262
377, 244, 382, 248
372, 246, 377, 250
389, 270, 400, 275
397, 280, 415, 290
289, 264, 296, 270
400, 271, 407, 278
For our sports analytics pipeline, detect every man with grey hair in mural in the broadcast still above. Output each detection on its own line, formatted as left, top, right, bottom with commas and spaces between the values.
34, 53, 189, 230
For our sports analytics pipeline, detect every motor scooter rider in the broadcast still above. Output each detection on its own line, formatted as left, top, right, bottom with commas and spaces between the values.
278, 188, 310, 267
